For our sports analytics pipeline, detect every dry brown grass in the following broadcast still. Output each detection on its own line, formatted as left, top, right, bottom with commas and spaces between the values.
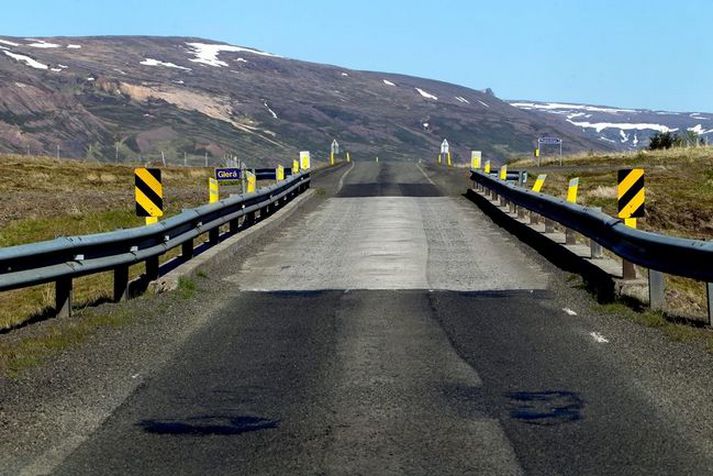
0, 154, 217, 329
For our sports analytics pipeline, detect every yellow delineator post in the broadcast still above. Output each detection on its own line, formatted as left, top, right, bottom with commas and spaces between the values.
376, 156, 379, 163
499, 165, 508, 180
532, 174, 547, 192
330, 151, 335, 166
471, 151, 482, 169
437, 154, 442, 165
346, 152, 351, 163
246, 171, 256, 193
299, 151, 311, 170
446, 152, 452, 167
565, 177, 580, 244
276, 164, 285, 181
567, 177, 579, 203
618, 168, 645, 278
208, 177, 219, 204
484, 160, 491, 174
292, 159, 300, 174
135, 167, 163, 225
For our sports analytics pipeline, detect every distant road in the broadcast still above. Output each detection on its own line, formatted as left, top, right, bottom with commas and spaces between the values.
54, 162, 713, 474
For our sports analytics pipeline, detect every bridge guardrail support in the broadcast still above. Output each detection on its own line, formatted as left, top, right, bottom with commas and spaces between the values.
146, 256, 160, 281
544, 218, 555, 233
648, 270, 665, 311
182, 239, 194, 259
113, 265, 129, 302
56, 276, 72, 318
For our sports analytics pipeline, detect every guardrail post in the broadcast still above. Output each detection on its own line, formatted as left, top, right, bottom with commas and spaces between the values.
517, 205, 526, 219
146, 256, 160, 281
56, 277, 72, 317
707, 283, 713, 327
529, 211, 540, 225
229, 219, 239, 234
182, 239, 193, 259
113, 265, 129, 302
622, 259, 637, 280
648, 270, 665, 310
565, 227, 577, 245
590, 238, 603, 259
209, 227, 220, 246
244, 211, 256, 228
544, 218, 555, 233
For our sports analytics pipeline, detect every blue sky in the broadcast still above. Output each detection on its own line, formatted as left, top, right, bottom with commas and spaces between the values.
2, 0, 712, 111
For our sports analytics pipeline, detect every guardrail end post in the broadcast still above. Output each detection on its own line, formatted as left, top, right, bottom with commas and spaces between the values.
182, 239, 194, 259
56, 277, 72, 317
209, 228, 220, 246
146, 256, 160, 281
648, 270, 665, 311
707, 283, 713, 327
113, 265, 129, 302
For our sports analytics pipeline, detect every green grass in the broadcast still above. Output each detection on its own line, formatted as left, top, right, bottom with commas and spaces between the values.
0, 307, 135, 378
176, 277, 197, 300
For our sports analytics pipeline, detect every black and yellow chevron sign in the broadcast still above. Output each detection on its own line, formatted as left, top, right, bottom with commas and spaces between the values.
617, 168, 645, 219
134, 168, 163, 217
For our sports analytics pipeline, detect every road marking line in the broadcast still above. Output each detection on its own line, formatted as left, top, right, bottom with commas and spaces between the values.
563, 307, 577, 316
590, 331, 609, 343
337, 161, 355, 193
416, 163, 438, 187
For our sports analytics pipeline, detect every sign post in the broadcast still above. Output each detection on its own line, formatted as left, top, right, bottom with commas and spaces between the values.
537, 136, 563, 166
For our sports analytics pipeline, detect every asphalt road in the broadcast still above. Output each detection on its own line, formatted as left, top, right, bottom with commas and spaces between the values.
54, 162, 713, 475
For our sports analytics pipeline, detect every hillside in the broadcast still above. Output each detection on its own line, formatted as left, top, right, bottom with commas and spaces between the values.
0, 35, 612, 165
509, 100, 713, 151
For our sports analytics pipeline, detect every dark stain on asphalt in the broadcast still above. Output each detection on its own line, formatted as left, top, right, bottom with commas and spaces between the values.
138, 415, 279, 436
508, 391, 584, 426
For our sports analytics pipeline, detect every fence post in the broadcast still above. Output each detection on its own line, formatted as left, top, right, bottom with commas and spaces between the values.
648, 270, 665, 311
113, 265, 129, 302
529, 211, 540, 225
56, 277, 72, 317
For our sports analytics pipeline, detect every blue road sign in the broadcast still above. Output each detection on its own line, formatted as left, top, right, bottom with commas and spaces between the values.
215, 168, 242, 181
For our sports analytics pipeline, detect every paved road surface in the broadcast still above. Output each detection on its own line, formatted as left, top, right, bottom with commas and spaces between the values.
54, 162, 713, 475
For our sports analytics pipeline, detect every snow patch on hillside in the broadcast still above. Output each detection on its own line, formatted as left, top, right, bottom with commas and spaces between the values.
383, 79, 396, 86
0, 39, 20, 47
263, 100, 278, 119
512, 101, 636, 114
236, 58, 248, 63
3, 51, 48, 69
186, 42, 279, 67
415, 88, 438, 100
67, 44, 82, 49
478, 100, 490, 108
569, 120, 675, 134
140, 58, 192, 71
455, 96, 470, 104
688, 124, 713, 135
26, 40, 60, 48
341, 72, 349, 77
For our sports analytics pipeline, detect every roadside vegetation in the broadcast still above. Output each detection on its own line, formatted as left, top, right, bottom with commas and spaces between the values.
0, 154, 216, 330
509, 145, 713, 320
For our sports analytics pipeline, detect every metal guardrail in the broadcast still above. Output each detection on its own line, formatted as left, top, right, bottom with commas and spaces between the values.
0, 171, 311, 317
470, 169, 713, 283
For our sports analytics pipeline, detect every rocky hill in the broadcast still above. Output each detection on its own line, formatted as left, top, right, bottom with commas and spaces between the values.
0, 35, 612, 165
